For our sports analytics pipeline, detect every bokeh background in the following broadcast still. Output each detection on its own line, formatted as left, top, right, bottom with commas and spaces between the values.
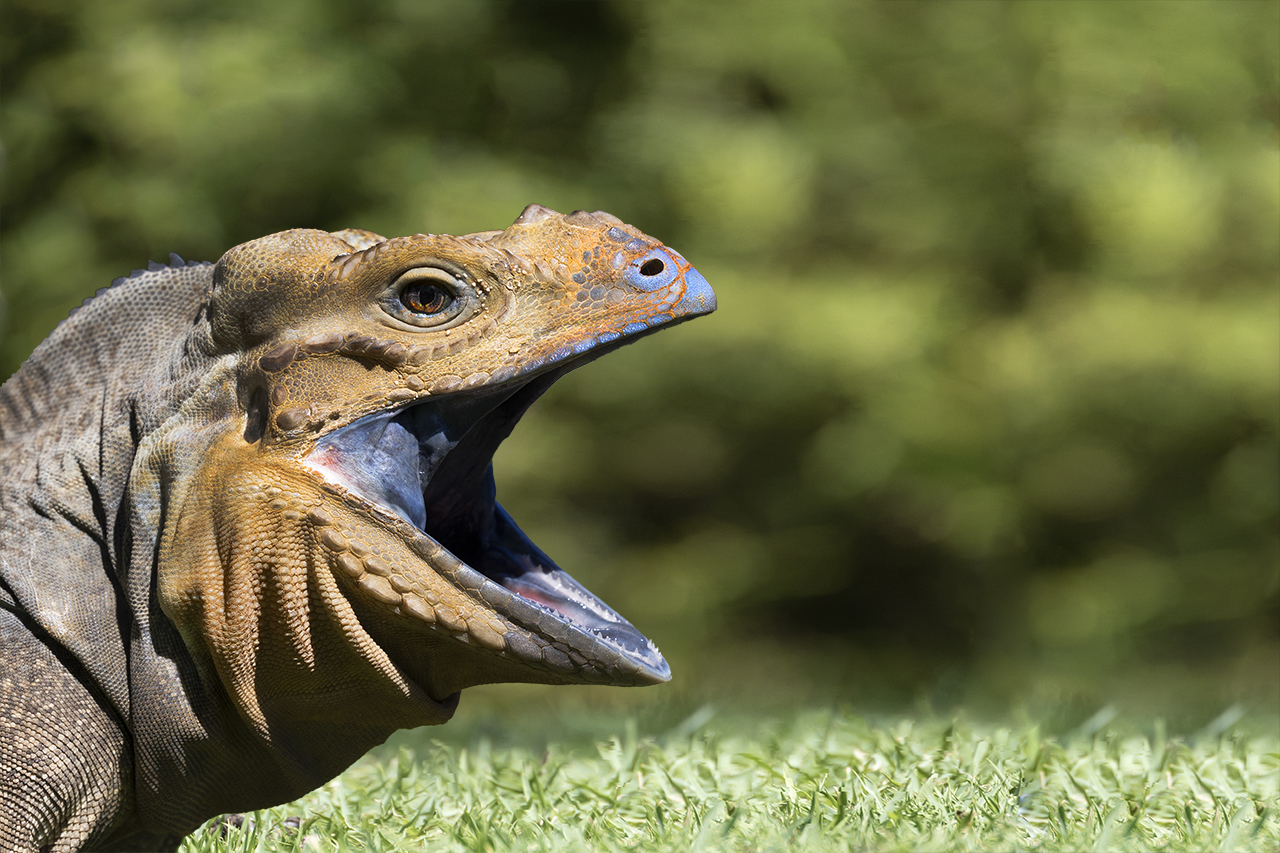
3, 0, 1277, 726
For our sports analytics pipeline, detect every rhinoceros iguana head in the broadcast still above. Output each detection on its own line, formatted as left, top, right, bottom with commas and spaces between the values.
152, 205, 715, 737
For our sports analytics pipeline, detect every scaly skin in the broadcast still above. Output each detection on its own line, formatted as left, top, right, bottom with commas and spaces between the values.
0, 205, 715, 851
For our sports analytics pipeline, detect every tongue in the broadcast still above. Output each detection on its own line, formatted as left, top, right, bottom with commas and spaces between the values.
302, 393, 514, 529
304, 412, 428, 528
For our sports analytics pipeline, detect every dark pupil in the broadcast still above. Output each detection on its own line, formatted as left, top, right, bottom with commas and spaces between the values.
402, 282, 451, 314
639, 258, 665, 276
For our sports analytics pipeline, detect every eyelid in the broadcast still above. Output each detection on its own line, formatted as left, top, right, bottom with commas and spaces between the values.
396, 267, 461, 291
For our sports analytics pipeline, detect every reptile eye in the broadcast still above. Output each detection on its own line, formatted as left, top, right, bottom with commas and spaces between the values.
639, 258, 664, 276
401, 282, 453, 315
383, 267, 474, 329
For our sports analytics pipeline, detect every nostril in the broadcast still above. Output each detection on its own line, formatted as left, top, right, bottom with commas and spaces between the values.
624, 250, 678, 292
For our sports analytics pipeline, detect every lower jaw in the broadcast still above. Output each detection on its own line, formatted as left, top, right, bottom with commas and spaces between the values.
347, 590, 582, 703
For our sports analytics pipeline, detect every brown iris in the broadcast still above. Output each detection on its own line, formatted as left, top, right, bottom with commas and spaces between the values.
400, 282, 453, 315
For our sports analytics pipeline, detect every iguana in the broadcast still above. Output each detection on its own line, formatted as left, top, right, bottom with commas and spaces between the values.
0, 205, 715, 852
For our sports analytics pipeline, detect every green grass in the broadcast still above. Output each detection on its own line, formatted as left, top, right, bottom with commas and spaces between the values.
182, 709, 1279, 852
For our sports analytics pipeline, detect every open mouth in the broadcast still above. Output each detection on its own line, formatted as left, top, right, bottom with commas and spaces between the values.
302, 354, 671, 684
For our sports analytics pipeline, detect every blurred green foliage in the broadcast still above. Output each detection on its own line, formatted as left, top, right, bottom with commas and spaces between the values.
2, 0, 1277, 713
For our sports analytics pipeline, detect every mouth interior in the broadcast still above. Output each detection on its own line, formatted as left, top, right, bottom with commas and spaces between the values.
303, 369, 665, 672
